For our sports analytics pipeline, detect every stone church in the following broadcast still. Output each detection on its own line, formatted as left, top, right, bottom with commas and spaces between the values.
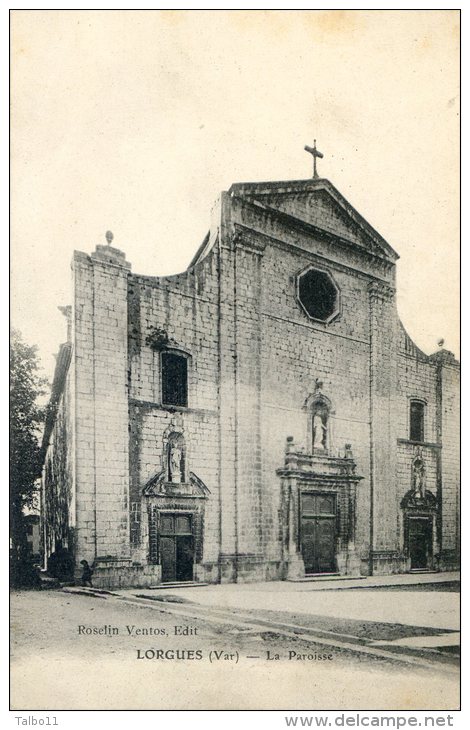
40, 160, 460, 588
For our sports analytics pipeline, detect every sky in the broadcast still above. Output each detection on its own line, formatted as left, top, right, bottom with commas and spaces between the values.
10, 9, 460, 380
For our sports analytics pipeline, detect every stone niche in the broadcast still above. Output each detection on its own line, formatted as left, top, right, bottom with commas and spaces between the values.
277, 437, 363, 580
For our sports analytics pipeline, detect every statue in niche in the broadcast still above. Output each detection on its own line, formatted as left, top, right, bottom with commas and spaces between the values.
313, 408, 328, 450
412, 458, 426, 498
169, 441, 183, 483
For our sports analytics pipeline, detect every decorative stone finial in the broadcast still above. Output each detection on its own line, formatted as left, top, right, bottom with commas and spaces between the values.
105, 230, 114, 245
285, 436, 295, 455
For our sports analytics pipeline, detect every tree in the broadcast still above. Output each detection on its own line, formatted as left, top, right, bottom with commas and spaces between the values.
10, 329, 46, 587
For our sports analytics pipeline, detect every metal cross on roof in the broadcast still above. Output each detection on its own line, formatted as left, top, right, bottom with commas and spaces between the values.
304, 140, 324, 178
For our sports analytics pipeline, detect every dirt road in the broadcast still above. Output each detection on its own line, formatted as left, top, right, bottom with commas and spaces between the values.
10, 589, 459, 711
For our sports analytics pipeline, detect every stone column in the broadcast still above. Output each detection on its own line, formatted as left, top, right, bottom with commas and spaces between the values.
346, 480, 361, 575
282, 439, 305, 580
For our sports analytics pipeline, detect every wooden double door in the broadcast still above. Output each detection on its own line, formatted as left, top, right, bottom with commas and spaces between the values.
300, 492, 337, 575
408, 516, 432, 570
160, 512, 194, 583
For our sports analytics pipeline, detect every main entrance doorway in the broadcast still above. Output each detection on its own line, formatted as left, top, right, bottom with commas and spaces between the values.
300, 492, 337, 574
408, 517, 432, 570
160, 513, 194, 582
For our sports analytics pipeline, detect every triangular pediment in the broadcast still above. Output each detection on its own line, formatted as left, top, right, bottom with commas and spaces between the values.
143, 471, 210, 498
229, 178, 398, 262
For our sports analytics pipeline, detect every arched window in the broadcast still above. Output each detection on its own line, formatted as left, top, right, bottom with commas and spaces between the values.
161, 352, 188, 407
409, 400, 425, 442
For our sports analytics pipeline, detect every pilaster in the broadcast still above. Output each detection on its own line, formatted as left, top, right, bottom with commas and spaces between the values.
368, 280, 399, 567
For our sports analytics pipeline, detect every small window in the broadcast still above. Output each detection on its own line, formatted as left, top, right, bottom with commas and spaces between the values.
409, 400, 425, 442
161, 352, 188, 407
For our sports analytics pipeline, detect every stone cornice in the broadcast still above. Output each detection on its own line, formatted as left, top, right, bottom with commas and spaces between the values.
230, 221, 395, 285
232, 227, 267, 256
128, 398, 217, 417
397, 439, 442, 450
231, 195, 396, 268
276, 469, 363, 483
368, 280, 395, 302
429, 349, 460, 368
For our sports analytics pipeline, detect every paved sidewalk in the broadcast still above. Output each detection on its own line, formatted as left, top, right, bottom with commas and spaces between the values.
116, 571, 460, 631
121, 569, 460, 593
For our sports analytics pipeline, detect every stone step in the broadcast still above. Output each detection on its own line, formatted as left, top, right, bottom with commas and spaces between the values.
288, 573, 364, 582
409, 569, 440, 574
146, 581, 208, 590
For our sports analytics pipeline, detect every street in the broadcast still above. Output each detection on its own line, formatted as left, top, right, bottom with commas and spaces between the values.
10, 577, 459, 711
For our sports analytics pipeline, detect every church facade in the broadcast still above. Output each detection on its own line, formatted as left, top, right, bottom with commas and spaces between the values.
40, 174, 460, 588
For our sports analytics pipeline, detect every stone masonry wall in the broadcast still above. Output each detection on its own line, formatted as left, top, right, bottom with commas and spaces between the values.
396, 329, 439, 523
227, 191, 397, 576
258, 247, 372, 568
127, 246, 221, 576
439, 360, 460, 566
72, 252, 96, 564
396, 326, 460, 571
72, 245, 131, 571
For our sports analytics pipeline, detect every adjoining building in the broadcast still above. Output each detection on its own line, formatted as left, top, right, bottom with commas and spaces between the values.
40, 168, 460, 588
24, 510, 41, 564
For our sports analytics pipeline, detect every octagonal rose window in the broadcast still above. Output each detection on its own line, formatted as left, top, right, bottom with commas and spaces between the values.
296, 266, 340, 323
